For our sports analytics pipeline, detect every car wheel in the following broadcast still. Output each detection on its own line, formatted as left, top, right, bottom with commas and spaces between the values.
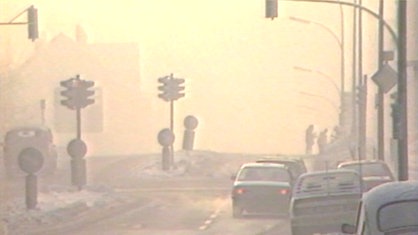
291, 226, 310, 235
232, 203, 243, 218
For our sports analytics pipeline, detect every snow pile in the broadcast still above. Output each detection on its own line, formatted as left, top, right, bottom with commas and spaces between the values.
3, 185, 123, 235
131, 151, 259, 179
1, 151, 262, 234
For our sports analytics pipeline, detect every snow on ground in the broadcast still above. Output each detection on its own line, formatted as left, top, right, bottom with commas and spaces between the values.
1, 150, 261, 234
3, 184, 120, 235
130, 150, 260, 179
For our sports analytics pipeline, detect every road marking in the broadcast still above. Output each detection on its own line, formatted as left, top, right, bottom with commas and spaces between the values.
198, 196, 229, 230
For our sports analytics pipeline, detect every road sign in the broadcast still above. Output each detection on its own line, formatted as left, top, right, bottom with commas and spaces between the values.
158, 128, 175, 146
184, 115, 198, 130
18, 147, 44, 174
67, 138, 87, 158
371, 64, 397, 93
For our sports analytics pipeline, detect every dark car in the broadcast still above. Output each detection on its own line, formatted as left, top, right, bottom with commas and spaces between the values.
337, 159, 395, 192
256, 156, 307, 181
231, 162, 293, 218
290, 169, 362, 235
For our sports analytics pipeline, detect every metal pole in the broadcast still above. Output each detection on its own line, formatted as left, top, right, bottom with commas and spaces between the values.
376, 0, 384, 161
169, 73, 175, 168
397, 0, 408, 181
76, 108, 81, 140
338, 3, 345, 129
358, 0, 365, 159
351, 0, 358, 145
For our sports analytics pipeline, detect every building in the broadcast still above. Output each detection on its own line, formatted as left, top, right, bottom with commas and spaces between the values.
0, 28, 159, 157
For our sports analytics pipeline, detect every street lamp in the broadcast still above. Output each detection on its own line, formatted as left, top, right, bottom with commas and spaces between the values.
299, 91, 340, 120
289, 16, 346, 128
265, 0, 408, 180
289, 16, 345, 96
293, 66, 340, 99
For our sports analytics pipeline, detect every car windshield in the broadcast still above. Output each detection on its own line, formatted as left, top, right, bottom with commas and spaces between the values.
237, 167, 291, 182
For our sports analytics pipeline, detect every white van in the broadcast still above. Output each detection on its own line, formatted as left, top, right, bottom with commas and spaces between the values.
342, 181, 418, 235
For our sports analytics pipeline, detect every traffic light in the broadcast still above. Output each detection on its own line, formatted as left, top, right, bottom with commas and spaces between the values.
60, 75, 95, 109
265, 0, 278, 19
60, 78, 80, 110
158, 76, 185, 101
27, 5, 38, 41
77, 80, 95, 108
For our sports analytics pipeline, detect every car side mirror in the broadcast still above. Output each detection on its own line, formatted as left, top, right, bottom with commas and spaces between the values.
341, 223, 356, 234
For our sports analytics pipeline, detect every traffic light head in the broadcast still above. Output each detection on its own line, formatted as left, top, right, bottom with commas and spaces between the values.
27, 5, 38, 41
77, 80, 95, 108
265, 0, 278, 19
157, 76, 185, 101
60, 76, 95, 109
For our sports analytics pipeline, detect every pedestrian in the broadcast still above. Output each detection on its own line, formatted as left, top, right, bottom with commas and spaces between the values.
317, 128, 328, 154
305, 124, 316, 154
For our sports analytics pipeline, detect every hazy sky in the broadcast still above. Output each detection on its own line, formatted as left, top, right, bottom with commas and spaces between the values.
0, 0, 397, 154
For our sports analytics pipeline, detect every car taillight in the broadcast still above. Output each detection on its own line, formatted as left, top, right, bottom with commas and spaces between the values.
278, 189, 289, 195
235, 188, 246, 194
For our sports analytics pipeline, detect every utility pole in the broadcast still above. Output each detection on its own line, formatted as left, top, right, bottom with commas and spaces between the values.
376, 0, 385, 161
397, 0, 408, 181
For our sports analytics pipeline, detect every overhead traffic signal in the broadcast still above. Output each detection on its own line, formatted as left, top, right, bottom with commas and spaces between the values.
27, 5, 38, 41
265, 0, 278, 19
158, 75, 185, 102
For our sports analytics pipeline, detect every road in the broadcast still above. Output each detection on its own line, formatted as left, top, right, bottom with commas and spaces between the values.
60, 189, 289, 235
62, 152, 290, 235
3, 152, 290, 235
11, 148, 414, 235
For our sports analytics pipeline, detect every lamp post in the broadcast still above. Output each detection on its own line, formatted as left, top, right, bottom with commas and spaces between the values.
265, 0, 407, 180
293, 66, 341, 100
289, 16, 347, 133
299, 91, 340, 121
289, 16, 345, 100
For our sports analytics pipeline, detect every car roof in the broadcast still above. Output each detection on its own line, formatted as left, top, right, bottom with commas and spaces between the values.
337, 159, 388, 167
299, 169, 359, 177
363, 181, 418, 209
256, 157, 302, 163
240, 162, 287, 169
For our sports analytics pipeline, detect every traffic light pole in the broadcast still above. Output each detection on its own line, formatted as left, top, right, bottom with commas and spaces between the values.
76, 108, 82, 140
170, 99, 174, 166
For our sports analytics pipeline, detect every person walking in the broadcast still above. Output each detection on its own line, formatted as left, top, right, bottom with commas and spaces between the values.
305, 124, 316, 154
